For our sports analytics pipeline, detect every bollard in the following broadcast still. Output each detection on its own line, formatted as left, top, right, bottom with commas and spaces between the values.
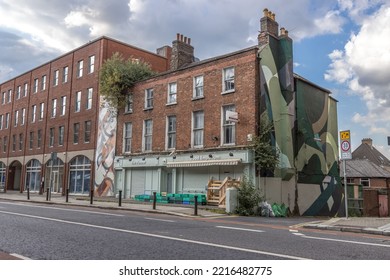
90, 189, 94, 205
66, 188, 69, 203
153, 192, 157, 210
194, 195, 198, 216
46, 187, 50, 201
27, 187, 30, 200
118, 190, 122, 207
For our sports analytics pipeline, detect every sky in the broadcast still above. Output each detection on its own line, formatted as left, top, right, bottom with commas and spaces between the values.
1, 0, 390, 158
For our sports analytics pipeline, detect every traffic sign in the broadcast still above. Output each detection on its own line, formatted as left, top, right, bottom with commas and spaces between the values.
340, 130, 352, 160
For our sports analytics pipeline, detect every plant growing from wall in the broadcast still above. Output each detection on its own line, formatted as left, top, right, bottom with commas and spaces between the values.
99, 52, 155, 109
253, 119, 280, 175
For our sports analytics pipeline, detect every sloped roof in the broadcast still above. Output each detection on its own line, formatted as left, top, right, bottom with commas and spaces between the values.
352, 142, 390, 167
341, 159, 390, 178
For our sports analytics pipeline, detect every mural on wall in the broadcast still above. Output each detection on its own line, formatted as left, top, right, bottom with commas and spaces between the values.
94, 102, 117, 196
259, 34, 343, 216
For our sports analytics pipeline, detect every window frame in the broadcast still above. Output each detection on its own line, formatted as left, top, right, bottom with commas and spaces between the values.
123, 122, 132, 153
222, 104, 236, 145
167, 82, 177, 105
145, 88, 154, 109
193, 75, 204, 99
192, 111, 204, 148
166, 115, 176, 150
143, 119, 153, 152
222, 67, 235, 93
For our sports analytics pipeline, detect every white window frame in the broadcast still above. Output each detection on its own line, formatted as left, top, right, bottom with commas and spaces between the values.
61, 96, 66, 116
51, 99, 57, 118
166, 115, 176, 150
145, 88, 153, 109
192, 111, 204, 148
84, 120, 91, 143
58, 126, 64, 146
14, 110, 19, 127
5, 113, 10, 129
7, 89, 12, 103
221, 105, 236, 145
123, 122, 132, 153
125, 94, 133, 113
23, 83, 28, 97
53, 70, 59, 86
41, 75, 47, 91
77, 60, 83, 78
21, 108, 26, 126
143, 119, 153, 152
222, 67, 235, 93
86, 88, 93, 110
33, 78, 39, 93
39, 103, 44, 120
75, 91, 81, 112
16, 86, 21, 99
31, 105, 36, 123
0, 115, 3, 130
63, 66, 69, 83
167, 82, 177, 105
193, 75, 204, 98
88, 55, 95, 74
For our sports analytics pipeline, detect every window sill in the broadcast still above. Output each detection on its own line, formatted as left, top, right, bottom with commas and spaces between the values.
124, 111, 133, 115
221, 89, 235, 95
166, 102, 177, 106
143, 107, 153, 111
192, 96, 204, 101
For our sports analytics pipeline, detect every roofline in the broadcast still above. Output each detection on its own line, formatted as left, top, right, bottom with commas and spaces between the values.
1, 36, 166, 86
293, 73, 331, 94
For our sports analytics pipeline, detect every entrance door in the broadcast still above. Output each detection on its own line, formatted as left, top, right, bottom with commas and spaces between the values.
379, 194, 389, 217
51, 171, 60, 193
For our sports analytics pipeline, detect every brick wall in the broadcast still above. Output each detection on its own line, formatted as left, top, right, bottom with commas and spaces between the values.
116, 48, 259, 155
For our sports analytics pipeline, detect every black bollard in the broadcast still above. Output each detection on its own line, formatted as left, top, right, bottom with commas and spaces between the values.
119, 190, 122, 207
194, 195, 198, 216
90, 189, 94, 205
27, 187, 30, 200
153, 192, 157, 210
66, 188, 69, 203
46, 187, 50, 201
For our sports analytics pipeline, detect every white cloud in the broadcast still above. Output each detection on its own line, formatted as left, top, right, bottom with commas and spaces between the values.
326, 4, 390, 136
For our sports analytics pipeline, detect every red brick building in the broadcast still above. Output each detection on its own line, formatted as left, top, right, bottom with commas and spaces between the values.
0, 37, 169, 195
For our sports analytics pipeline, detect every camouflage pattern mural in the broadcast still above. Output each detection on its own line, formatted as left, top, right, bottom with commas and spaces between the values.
258, 16, 343, 216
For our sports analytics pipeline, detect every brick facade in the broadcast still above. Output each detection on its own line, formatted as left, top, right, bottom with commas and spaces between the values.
0, 36, 169, 194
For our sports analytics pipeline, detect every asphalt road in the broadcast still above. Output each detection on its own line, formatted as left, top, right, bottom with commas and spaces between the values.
1, 201, 390, 260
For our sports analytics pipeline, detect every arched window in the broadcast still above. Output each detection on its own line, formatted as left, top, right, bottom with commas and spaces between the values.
45, 158, 64, 193
69, 156, 91, 194
0, 162, 6, 191
26, 159, 41, 192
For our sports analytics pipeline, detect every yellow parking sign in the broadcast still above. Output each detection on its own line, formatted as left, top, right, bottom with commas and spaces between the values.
340, 130, 350, 140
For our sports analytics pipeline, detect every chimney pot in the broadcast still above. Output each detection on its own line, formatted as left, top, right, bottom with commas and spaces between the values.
188, 38, 191, 45
180, 34, 184, 42
271, 13, 275, 20
176, 33, 180, 40
268, 11, 272, 18
280, 27, 285, 35
184, 36, 187, 44
263, 8, 269, 17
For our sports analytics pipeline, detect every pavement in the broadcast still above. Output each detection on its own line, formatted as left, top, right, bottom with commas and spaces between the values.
1, 190, 390, 237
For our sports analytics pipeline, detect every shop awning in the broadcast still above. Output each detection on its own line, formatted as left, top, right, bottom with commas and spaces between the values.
166, 158, 242, 168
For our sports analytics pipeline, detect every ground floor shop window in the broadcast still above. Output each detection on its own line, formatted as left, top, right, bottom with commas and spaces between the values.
69, 155, 91, 194
25, 159, 41, 192
0, 162, 6, 190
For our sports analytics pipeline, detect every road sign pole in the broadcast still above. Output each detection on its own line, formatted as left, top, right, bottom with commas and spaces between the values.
343, 160, 348, 219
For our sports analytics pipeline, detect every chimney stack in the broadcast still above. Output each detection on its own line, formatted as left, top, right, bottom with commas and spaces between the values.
170, 33, 195, 71
258, 8, 279, 45
362, 138, 373, 147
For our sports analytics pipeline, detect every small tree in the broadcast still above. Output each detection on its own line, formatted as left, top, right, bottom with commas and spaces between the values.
253, 119, 279, 174
235, 176, 263, 216
99, 52, 155, 109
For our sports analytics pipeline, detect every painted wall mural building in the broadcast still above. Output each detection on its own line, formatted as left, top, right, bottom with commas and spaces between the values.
0, 9, 342, 216
114, 9, 343, 216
